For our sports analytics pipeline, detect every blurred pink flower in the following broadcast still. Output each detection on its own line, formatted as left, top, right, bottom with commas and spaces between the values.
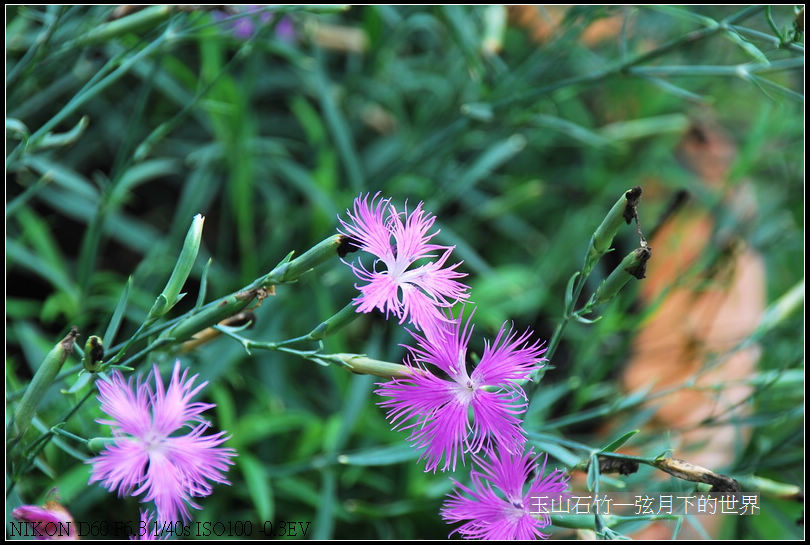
88, 361, 236, 523
11, 501, 77, 540
376, 311, 545, 472
338, 192, 470, 334
442, 447, 569, 540
214, 6, 295, 41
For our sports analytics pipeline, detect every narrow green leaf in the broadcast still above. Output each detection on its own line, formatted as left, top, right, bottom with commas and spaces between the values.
194, 258, 213, 310
62, 371, 94, 395
20, 155, 98, 200
336, 443, 419, 466
436, 134, 526, 207
16, 206, 69, 281
231, 412, 316, 448
599, 114, 690, 141
239, 454, 274, 521
313, 469, 337, 539
37, 115, 90, 150
314, 50, 364, 192
600, 430, 639, 453
109, 158, 181, 206
442, 6, 485, 76
6, 117, 30, 140
564, 271, 580, 311
460, 102, 494, 122
528, 439, 581, 467
150, 214, 204, 318
587, 453, 599, 492
6, 173, 52, 217
533, 114, 613, 148
573, 313, 602, 324
638, 74, 709, 103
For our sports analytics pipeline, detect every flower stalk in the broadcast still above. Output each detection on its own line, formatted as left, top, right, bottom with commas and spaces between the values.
115, 235, 342, 366
255, 234, 344, 287
305, 303, 360, 341
534, 187, 645, 385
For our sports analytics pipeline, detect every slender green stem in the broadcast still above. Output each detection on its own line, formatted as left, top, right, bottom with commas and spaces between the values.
7, 25, 172, 166
724, 5, 768, 26
8, 387, 95, 494
545, 273, 587, 366
749, 74, 805, 102
765, 6, 784, 42
629, 57, 804, 77
101, 235, 343, 370
493, 5, 767, 111
50, 426, 89, 445
6, 6, 66, 86
213, 325, 415, 379
71, 5, 173, 47
9, 236, 344, 486
596, 451, 655, 464
535, 187, 643, 387
730, 24, 804, 53
115, 338, 175, 369
552, 513, 679, 530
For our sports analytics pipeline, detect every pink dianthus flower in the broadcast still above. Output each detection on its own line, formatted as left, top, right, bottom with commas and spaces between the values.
376, 311, 545, 472
442, 447, 569, 540
338, 193, 470, 334
88, 361, 236, 523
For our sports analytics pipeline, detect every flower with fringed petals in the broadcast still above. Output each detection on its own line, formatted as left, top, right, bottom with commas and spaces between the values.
376, 310, 546, 472
442, 446, 570, 540
88, 361, 236, 523
338, 192, 470, 334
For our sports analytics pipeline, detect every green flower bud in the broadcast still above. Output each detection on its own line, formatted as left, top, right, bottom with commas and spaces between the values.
585, 187, 642, 275
148, 214, 204, 320
329, 353, 415, 379
86, 436, 116, 453
13, 327, 79, 441
83, 335, 105, 373
590, 246, 652, 307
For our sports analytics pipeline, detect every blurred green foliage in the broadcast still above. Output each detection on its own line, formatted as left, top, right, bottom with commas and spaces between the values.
6, 5, 804, 539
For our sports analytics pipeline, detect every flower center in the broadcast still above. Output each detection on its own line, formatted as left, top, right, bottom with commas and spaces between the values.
141, 431, 168, 456
451, 377, 477, 405
502, 499, 528, 525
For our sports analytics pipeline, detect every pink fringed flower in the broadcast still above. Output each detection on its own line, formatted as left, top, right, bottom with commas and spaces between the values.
11, 501, 77, 540
376, 311, 545, 472
338, 193, 470, 334
88, 361, 236, 523
442, 447, 570, 540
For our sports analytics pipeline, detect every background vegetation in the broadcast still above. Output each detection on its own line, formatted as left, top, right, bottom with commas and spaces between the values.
6, 5, 804, 539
